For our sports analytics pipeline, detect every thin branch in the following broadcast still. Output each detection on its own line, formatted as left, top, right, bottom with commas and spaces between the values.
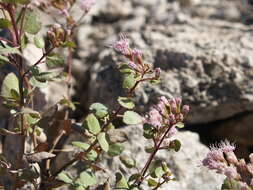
23, 47, 55, 77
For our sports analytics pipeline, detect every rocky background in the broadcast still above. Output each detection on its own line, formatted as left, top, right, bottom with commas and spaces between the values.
1, 0, 253, 189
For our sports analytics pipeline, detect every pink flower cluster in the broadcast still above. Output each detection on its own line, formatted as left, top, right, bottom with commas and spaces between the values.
202, 140, 253, 189
112, 33, 161, 79
145, 96, 189, 136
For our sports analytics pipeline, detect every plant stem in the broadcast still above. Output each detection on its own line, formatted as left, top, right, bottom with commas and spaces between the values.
135, 125, 173, 187
22, 47, 55, 77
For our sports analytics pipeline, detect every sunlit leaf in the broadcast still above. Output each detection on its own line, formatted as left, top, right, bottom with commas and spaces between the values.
97, 132, 109, 152
123, 111, 142, 125
82, 114, 101, 135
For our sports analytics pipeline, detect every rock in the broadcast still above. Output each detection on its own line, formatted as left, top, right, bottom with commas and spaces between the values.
83, 16, 253, 124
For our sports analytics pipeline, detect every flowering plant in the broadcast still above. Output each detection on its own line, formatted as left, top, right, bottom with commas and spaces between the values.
0, 0, 190, 190
202, 141, 253, 190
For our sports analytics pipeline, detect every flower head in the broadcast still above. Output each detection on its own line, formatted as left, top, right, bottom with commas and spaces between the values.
113, 33, 131, 56
219, 140, 236, 153
146, 108, 163, 127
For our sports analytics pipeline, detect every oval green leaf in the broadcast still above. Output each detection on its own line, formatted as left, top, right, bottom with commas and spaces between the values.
123, 111, 142, 125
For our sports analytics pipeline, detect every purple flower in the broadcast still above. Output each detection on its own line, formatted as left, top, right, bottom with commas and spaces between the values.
128, 61, 138, 70
167, 126, 178, 137
113, 33, 131, 55
219, 140, 236, 153
132, 48, 142, 57
168, 114, 176, 124
175, 97, 182, 106
224, 166, 238, 179
146, 108, 163, 127
80, 0, 96, 13
59, 8, 70, 17
160, 96, 169, 105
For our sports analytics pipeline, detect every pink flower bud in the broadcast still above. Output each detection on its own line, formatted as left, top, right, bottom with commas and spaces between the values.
168, 114, 176, 124
175, 113, 184, 122
224, 166, 238, 179
59, 8, 70, 17
182, 105, 190, 115
160, 96, 169, 105
170, 102, 177, 113
175, 97, 182, 106
132, 48, 142, 57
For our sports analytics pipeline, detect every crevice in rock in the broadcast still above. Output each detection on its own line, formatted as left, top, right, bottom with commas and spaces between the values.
184, 111, 253, 159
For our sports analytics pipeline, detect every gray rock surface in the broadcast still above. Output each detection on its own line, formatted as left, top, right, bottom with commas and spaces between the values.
76, 0, 253, 125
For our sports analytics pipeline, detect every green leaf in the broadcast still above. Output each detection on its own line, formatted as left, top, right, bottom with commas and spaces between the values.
19, 166, 40, 181
46, 54, 65, 68
117, 97, 135, 109
168, 139, 181, 152
10, 89, 20, 101
20, 107, 40, 118
0, 46, 22, 56
174, 122, 184, 129
34, 36, 45, 49
34, 71, 60, 82
115, 172, 129, 189
123, 111, 142, 125
147, 178, 158, 187
62, 41, 76, 48
0, 18, 11, 29
154, 166, 165, 178
83, 114, 101, 135
0, 55, 10, 65
145, 146, 155, 153
89, 103, 108, 118
59, 98, 76, 110
128, 173, 141, 182
71, 141, 98, 161
119, 155, 136, 168
29, 76, 48, 88
23, 10, 42, 34
21, 34, 29, 50
221, 178, 239, 190
73, 184, 85, 190
58, 172, 73, 184
123, 74, 136, 89
1, 73, 19, 98
2, 0, 30, 4
77, 171, 97, 187
97, 132, 109, 152
108, 143, 124, 157
118, 63, 133, 74
149, 160, 163, 178
143, 124, 155, 139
